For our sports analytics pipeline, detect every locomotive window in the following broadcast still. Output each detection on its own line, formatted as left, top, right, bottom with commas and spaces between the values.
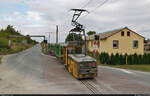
84, 63, 90, 68
80, 62, 92, 69
80, 64, 84, 69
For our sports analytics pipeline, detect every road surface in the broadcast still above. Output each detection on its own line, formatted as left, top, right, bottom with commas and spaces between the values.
0, 44, 150, 94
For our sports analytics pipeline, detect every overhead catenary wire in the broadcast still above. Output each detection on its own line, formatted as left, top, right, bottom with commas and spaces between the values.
62, 0, 109, 27
66, 0, 108, 27
57, 0, 109, 42
90, 0, 109, 13
81, 0, 93, 8
80, 0, 109, 19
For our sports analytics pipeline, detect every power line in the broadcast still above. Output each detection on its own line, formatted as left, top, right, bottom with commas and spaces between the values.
90, 0, 109, 13
59, 0, 109, 40
80, 0, 109, 19
81, 0, 93, 8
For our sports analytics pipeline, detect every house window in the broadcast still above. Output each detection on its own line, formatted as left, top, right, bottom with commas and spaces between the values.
121, 31, 124, 36
133, 40, 138, 48
127, 31, 130, 36
113, 40, 119, 49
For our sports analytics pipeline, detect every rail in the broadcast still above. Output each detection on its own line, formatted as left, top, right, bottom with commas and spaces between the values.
80, 79, 101, 94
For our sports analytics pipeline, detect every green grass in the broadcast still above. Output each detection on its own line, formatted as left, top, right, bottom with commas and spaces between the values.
0, 33, 37, 55
103, 64, 150, 72
0, 44, 34, 55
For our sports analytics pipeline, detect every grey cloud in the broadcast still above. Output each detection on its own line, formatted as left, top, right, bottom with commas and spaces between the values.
29, 0, 150, 41
0, 0, 150, 43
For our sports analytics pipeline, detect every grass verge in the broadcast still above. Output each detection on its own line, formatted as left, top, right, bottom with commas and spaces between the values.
0, 56, 2, 64
0, 44, 34, 55
102, 64, 150, 72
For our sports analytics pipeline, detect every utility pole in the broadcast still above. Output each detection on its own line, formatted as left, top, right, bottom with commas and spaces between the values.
56, 25, 58, 44
44, 32, 55, 44
83, 29, 87, 56
49, 33, 50, 43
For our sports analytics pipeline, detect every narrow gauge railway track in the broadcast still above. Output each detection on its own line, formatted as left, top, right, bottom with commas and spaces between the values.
80, 79, 101, 94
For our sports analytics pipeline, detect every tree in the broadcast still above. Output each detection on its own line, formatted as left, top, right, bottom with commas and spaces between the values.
144, 38, 150, 43
5, 25, 21, 35
110, 53, 115, 65
26, 35, 32, 44
115, 53, 120, 64
144, 39, 148, 43
0, 29, 4, 32
6, 25, 15, 33
87, 31, 96, 36
65, 33, 83, 42
133, 53, 138, 64
119, 54, 124, 65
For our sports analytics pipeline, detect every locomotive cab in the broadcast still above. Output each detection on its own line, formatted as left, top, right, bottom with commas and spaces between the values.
68, 54, 97, 79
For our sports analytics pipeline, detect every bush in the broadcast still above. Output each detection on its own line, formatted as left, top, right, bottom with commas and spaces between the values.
0, 38, 9, 48
120, 54, 125, 65
110, 53, 115, 65
99, 52, 110, 64
98, 52, 150, 65
115, 53, 120, 64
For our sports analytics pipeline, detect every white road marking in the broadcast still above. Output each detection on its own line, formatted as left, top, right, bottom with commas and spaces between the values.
118, 69, 133, 74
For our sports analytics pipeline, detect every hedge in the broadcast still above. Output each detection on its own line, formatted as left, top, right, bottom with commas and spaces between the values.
99, 52, 150, 65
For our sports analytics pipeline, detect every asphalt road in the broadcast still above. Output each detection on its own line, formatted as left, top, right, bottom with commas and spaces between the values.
0, 45, 90, 94
98, 66, 150, 93
0, 44, 150, 94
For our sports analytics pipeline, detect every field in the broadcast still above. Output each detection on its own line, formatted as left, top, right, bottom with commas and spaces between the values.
104, 64, 150, 72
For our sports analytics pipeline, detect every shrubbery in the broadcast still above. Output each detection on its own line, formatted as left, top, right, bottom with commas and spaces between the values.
0, 38, 10, 49
99, 52, 150, 65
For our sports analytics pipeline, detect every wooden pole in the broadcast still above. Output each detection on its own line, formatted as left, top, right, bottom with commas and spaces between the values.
56, 25, 58, 44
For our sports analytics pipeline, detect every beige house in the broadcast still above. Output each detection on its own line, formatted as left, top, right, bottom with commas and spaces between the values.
86, 27, 144, 55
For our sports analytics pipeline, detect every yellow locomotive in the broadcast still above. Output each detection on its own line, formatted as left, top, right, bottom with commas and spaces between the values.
48, 41, 97, 79
67, 54, 97, 79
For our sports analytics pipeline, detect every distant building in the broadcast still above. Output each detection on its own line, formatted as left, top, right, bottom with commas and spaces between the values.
86, 27, 144, 55
144, 41, 150, 51
23, 40, 27, 44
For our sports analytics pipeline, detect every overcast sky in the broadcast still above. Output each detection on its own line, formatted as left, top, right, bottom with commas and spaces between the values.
0, 0, 150, 42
